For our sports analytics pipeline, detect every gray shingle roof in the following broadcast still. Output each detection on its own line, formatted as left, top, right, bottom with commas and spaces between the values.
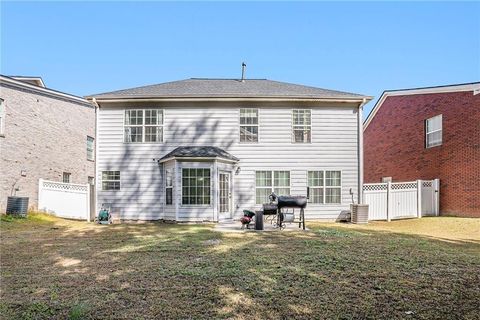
158, 146, 239, 162
87, 78, 369, 100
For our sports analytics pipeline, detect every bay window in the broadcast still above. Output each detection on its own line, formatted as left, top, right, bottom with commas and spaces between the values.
182, 168, 211, 205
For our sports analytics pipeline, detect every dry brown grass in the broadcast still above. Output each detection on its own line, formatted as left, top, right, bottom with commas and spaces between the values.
1, 214, 479, 319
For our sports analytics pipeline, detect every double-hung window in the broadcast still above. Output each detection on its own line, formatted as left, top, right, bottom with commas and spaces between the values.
165, 169, 173, 205
0, 98, 5, 136
182, 168, 211, 205
124, 109, 163, 143
255, 171, 290, 204
87, 136, 94, 161
292, 109, 311, 143
239, 108, 258, 142
308, 170, 341, 204
102, 171, 120, 191
425, 115, 442, 148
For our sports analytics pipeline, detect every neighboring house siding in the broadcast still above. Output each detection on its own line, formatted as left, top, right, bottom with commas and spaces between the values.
96, 102, 360, 221
364, 91, 480, 217
0, 84, 95, 212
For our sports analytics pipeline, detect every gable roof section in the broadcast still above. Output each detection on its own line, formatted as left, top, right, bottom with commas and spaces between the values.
158, 146, 239, 163
86, 78, 371, 101
364, 82, 480, 130
0, 75, 91, 107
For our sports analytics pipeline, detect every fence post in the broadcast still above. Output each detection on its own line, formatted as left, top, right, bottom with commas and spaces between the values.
38, 179, 43, 212
417, 180, 422, 218
386, 181, 391, 222
434, 178, 440, 216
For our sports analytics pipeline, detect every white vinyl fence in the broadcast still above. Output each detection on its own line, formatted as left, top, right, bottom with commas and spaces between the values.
363, 179, 439, 221
38, 179, 91, 221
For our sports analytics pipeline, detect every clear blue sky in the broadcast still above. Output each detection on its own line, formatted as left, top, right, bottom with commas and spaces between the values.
1, 1, 479, 117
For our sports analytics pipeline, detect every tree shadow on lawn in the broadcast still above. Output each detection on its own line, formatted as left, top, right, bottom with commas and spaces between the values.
1, 218, 479, 319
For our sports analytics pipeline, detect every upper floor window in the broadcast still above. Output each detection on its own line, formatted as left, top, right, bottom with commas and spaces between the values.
124, 109, 163, 143
255, 170, 290, 204
63, 172, 71, 183
87, 136, 95, 161
0, 98, 5, 136
102, 171, 120, 191
425, 115, 442, 148
292, 109, 311, 143
239, 108, 258, 143
308, 170, 341, 204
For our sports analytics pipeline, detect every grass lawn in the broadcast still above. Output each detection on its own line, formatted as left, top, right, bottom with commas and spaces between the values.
1, 214, 479, 319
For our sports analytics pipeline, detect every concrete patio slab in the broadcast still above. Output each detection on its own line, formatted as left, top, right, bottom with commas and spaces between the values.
213, 219, 310, 233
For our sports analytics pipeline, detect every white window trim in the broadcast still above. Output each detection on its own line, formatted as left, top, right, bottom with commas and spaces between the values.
87, 136, 95, 161
255, 170, 291, 205
307, 170, 342, 204
102, 170, 121, 191
239, 108, 259, 144
425, 114, 442, 148
292, 109, 312, 144
124, 108, 164, 143
0, 98, 5, 137
180, 167, 212, 207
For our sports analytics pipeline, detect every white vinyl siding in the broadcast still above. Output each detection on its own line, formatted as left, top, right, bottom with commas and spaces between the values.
87, 136, 94, 161
124, 109, 163, 143
102, 171, 120, 191
239, 108, 258, 143
308, 170, 342, 204
292, 109, 311, 143
425, 114, 442, 148
96, 104, 359, 221
255, 170, 290, 204
181, 168, 211, 205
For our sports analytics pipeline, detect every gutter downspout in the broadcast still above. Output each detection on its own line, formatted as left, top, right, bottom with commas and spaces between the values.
92, 98, 100, 220
357, 98, 367, 204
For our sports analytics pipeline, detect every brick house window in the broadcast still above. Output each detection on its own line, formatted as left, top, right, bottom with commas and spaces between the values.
87, 136, 94, 161
63, 172, 71, 183
425, 115, 442, 148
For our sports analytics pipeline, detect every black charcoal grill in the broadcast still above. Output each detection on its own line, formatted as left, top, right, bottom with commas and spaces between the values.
259, 193, 307, 230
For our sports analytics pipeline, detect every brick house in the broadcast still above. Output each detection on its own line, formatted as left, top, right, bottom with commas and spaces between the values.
364, 82, 480, 217
0, 75, 95, 213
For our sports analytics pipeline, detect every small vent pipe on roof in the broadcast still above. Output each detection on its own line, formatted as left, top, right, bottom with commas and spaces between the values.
241, 62, 246, 82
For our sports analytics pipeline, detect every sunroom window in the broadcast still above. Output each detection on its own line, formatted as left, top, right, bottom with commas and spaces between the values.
182, 168, 211, 205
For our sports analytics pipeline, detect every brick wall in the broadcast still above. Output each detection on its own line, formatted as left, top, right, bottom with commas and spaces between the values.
0, 84, 95, 212
364, 90, 480, 217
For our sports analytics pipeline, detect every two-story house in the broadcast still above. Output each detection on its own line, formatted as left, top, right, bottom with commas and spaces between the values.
86, 78, 371, 222
364, 82, 480, 217
0, 75, 95, 213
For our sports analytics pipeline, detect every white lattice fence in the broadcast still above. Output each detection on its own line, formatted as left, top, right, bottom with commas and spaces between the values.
363, 179, 439, 221
38, 179, 90, 221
